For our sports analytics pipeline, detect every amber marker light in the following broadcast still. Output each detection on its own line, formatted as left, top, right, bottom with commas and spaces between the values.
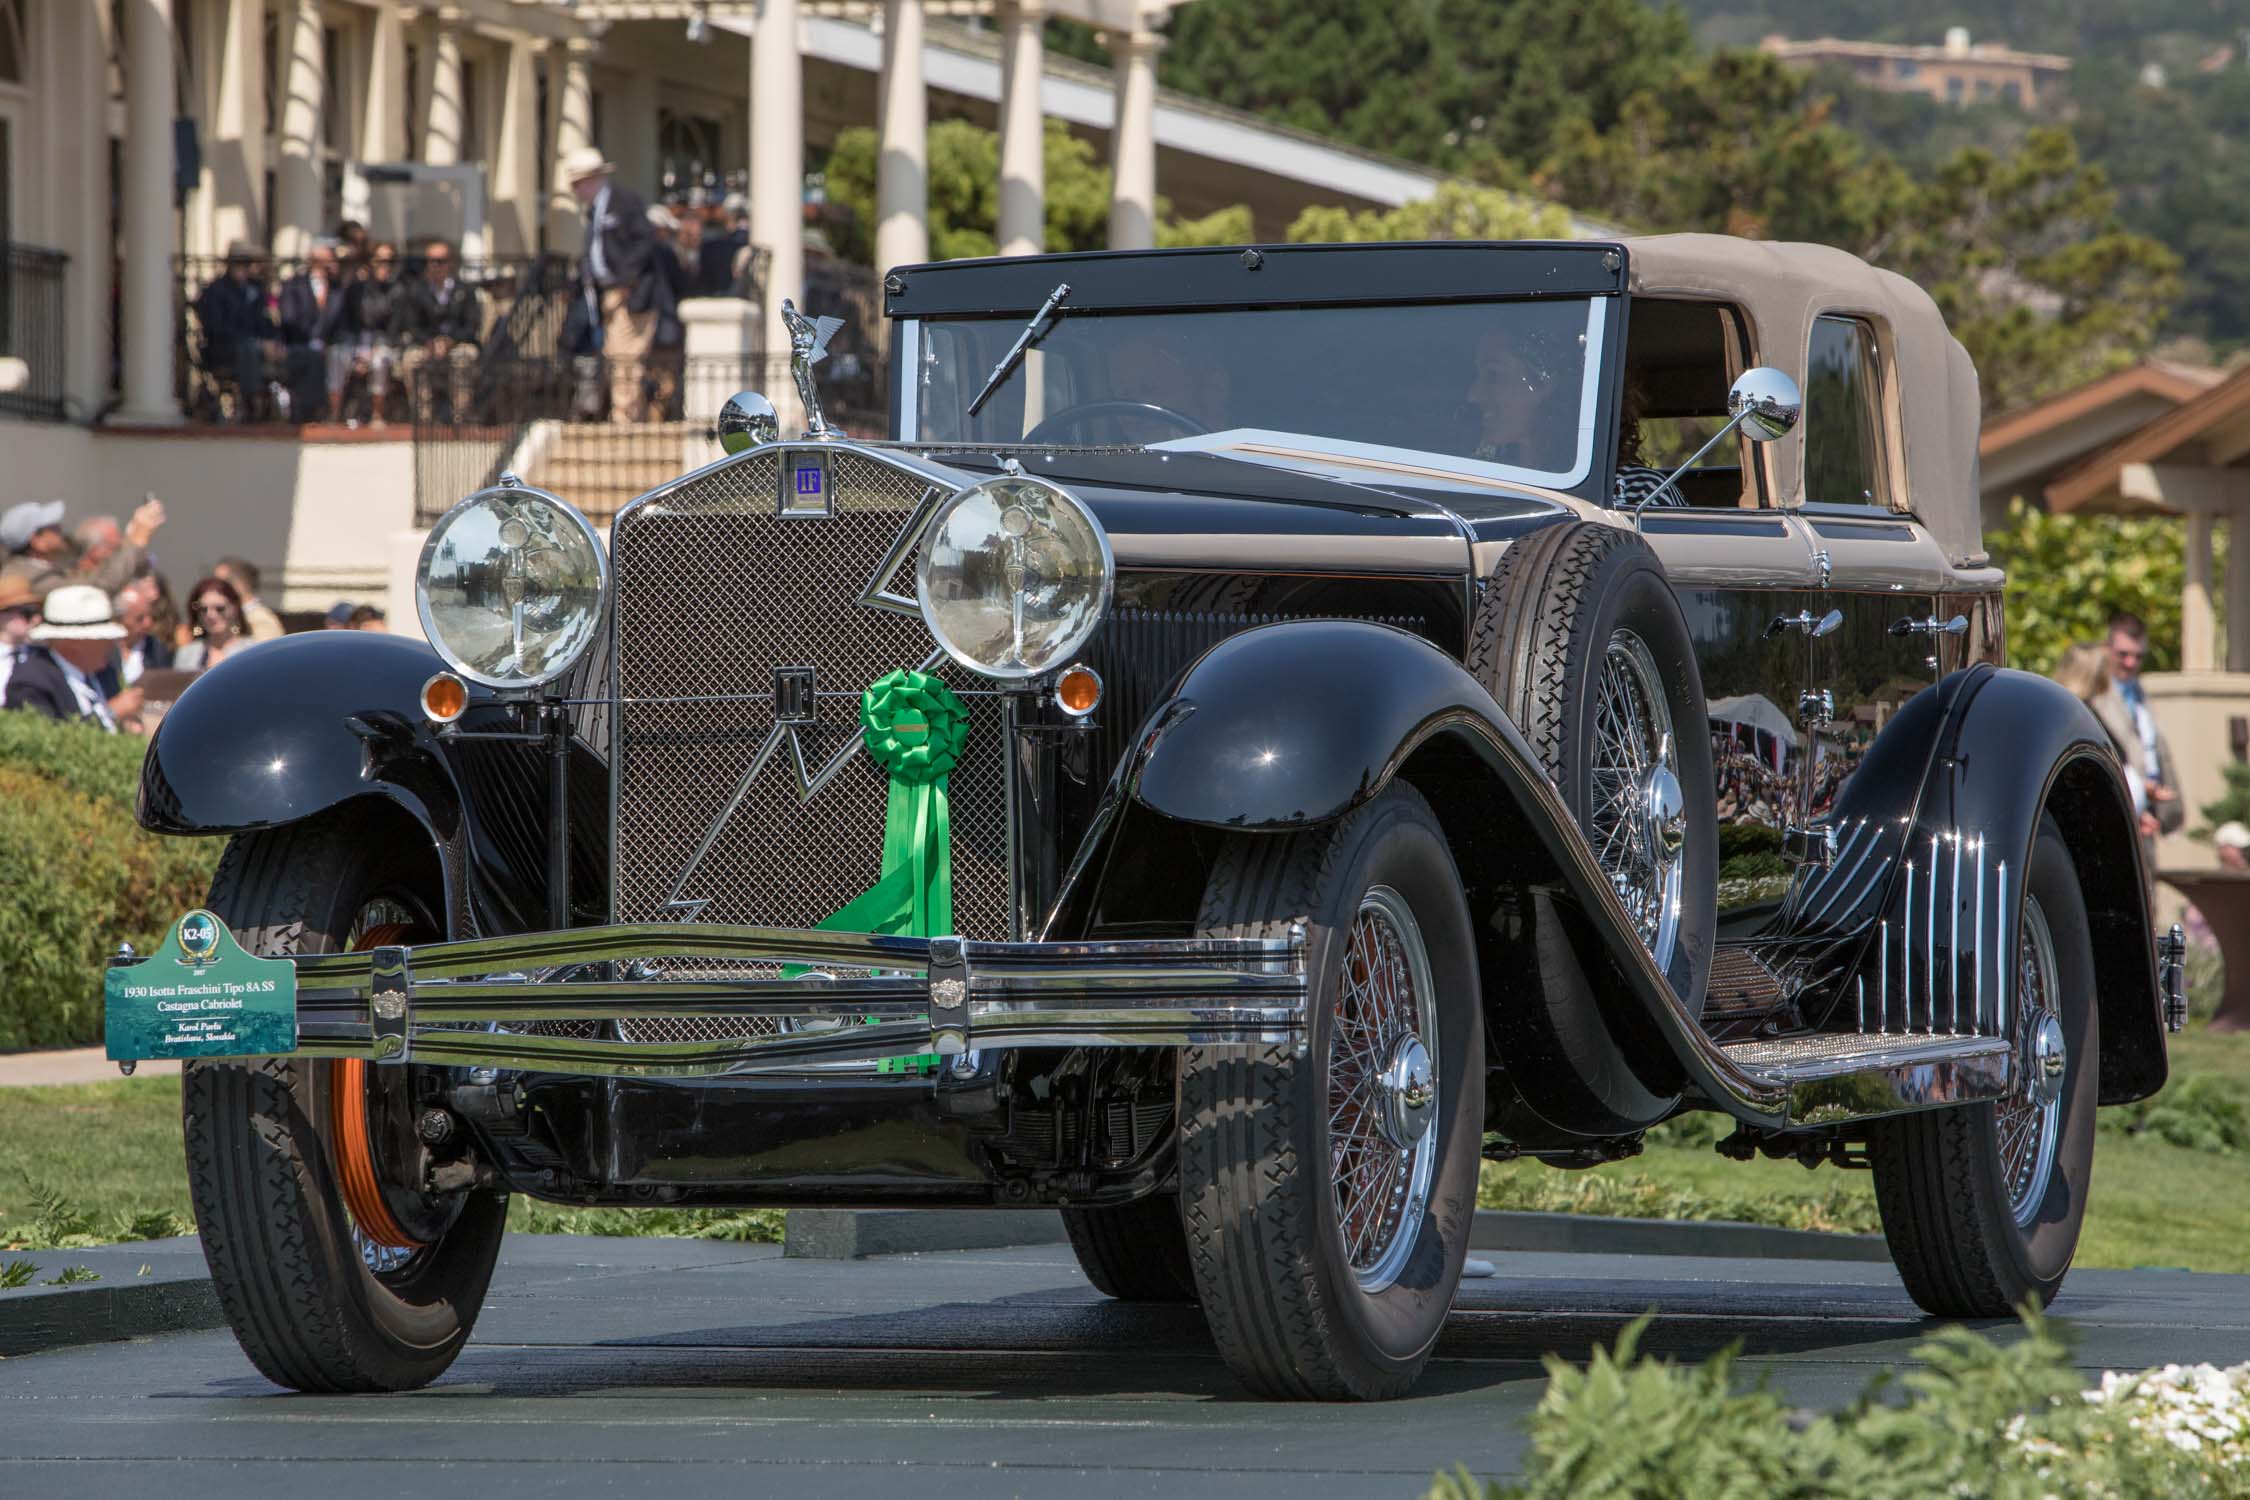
421, 672, 469, 724
1055, 663, 1103, 718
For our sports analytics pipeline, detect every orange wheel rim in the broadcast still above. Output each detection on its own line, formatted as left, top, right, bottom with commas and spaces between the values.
333, 922, 423, 1251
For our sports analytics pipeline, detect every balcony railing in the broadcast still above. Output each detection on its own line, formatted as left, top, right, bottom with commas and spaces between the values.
0, 243, 70, 422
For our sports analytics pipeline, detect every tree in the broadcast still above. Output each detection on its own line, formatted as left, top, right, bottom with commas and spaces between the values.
1161, 0, 1695, 179
1979, 496, 2218, 678
822, 120, 1252, 263
1286, 181, 1571, 243
1880, 128, 2182, 413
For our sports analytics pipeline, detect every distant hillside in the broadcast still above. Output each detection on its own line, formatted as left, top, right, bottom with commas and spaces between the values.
1678, 1, 2246, 56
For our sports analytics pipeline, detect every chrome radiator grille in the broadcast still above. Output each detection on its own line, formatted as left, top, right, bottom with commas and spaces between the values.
608, 450, 1011, 1043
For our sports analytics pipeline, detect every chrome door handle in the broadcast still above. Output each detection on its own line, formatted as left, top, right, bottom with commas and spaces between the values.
1889, 614, 1968, 638
1798, 689, 1834, 728
1766, 607, 1843, 639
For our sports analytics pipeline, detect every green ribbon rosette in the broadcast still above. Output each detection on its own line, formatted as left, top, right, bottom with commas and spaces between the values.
806, 669, 969, 1072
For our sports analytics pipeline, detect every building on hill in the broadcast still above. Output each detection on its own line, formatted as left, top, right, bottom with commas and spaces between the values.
1762, 27, 2070, 110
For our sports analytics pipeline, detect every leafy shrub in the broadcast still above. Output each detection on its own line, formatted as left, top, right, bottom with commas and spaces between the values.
0, 714, 221, 1050
1982, 497, 2216, 678
507, 1201, 785, 1244
1, 1179, 193, 1252
2102, 1072, 2250, 1156
1431, 1309, 2222, 1500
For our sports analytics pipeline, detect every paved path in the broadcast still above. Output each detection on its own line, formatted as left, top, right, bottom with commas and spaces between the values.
3, 1236, 2243, 1499
0, 1048, 174, 1087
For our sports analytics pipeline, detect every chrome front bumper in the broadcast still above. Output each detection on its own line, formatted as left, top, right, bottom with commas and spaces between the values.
270, 922, 1308, 1076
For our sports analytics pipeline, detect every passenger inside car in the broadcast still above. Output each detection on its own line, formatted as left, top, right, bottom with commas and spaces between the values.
1616, 297, 1761, 509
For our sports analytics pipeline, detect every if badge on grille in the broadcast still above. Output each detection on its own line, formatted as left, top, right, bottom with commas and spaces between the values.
774, 666, 817, 724
780, 448, 833, 518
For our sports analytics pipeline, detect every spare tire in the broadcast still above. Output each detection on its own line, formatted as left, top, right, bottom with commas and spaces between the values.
1467, 520, 1716, 1012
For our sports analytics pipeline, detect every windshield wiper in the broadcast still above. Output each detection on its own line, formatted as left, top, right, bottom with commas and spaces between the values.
966, 282, 1071, 418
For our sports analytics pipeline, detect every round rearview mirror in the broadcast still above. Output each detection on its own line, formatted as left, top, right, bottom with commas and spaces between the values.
1727, 367, 1802, 443
717, 390, 779, 454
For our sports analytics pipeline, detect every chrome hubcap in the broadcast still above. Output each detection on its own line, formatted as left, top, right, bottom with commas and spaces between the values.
1590, 629, 1683, 970
1376, 1036, 1437, 1149
1996, 894, 2065, 1227
2028, 1013, 2068, 1108
1328, 885, 1440, 1294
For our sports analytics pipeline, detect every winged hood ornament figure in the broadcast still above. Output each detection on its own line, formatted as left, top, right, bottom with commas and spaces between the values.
781, 298, 847, 437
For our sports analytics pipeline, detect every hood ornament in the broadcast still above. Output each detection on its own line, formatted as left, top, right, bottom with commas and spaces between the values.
781, 299, 846, 438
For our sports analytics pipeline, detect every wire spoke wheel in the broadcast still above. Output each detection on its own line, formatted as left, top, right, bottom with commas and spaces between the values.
1995, 894, 2065, 1227
1327, 885, 1440, 1294
1585, 628, 1683, 969
338, 898, 432, 1279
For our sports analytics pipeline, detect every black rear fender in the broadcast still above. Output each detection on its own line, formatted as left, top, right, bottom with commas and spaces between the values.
1943, 669, 2166, 1104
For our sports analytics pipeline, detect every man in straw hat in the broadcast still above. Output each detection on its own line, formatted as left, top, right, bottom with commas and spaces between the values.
562, 146, 663, 424
5, 583, 137, 731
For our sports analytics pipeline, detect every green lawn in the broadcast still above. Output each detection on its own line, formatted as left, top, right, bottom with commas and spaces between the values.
1480, 1027, 2250, 1273
4, 1030, 2247, 1268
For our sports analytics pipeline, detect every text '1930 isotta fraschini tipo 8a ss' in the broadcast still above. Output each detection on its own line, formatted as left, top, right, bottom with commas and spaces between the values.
110, 235, 2189, 1401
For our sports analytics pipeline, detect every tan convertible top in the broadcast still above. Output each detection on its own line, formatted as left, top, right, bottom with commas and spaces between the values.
1620, 235, 1986, 566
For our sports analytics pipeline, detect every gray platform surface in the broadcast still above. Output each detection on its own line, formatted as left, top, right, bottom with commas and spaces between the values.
2, 1234, 2242, 1499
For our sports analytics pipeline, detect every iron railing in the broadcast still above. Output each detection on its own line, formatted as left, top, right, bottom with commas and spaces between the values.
173, 252, 577, 425
0, 242, 70, 422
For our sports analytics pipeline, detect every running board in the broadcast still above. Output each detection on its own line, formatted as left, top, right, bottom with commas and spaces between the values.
1719, 1033, 2013, 1129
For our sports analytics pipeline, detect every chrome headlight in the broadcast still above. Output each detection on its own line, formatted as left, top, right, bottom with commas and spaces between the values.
915, 474, 1112, 681
416, 484, 607, 689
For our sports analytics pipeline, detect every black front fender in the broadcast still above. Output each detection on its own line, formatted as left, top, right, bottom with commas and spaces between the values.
139, 632, 463, 837
1130, 620, 1509, 831
1114, 620, 1687, 1137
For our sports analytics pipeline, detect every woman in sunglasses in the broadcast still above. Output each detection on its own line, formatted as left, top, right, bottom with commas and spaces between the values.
175, 576, 251, 670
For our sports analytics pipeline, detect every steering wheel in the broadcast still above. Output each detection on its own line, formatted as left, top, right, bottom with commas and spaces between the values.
1023, 400, 1210, 445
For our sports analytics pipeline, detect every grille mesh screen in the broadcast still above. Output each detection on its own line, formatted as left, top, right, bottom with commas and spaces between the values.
609, 452, 1012, 1044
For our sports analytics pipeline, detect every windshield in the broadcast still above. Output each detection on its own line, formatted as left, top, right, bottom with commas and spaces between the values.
902, 297, 1608, 490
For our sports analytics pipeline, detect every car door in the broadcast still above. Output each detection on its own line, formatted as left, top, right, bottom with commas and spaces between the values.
1624, 298, 1827, 946
1794, 315, 1945, 829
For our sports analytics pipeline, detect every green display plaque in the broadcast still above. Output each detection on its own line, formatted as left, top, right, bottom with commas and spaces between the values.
104, 910, 299, 1062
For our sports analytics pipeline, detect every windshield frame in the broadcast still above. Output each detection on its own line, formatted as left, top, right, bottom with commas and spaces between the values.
891, 293, 1623, 501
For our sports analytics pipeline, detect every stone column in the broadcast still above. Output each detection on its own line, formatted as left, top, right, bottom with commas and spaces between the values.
492, 34, 543, 255
995, 0, 1045, 257
874, 0, 928, 275
361, 3, 410, 163
547, 37, 598, 249
121, 0, 184, 423
209, 0, 267, 252
751, 0, 804, 422
2230, 506, 2250, 673
423, 8, 466, 168
271, 0, 327, 260
1104, 26, 1161, 250
2185, 510, 2218, 672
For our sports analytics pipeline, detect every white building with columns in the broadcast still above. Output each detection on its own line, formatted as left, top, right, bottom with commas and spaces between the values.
2, 0, 1459, 610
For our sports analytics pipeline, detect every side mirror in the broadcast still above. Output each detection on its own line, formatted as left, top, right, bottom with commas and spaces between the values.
717, 391, 779, 454
1728, 366, 1802, 443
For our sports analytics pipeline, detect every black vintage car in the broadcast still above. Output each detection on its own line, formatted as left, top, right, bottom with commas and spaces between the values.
127, 237, 2184, 1401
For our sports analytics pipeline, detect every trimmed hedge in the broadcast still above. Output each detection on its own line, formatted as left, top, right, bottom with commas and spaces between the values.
0, 714, 222, 1051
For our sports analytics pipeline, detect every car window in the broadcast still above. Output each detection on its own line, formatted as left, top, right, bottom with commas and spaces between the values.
1803, 316, 1890, 507
1617, 298, 1761, 509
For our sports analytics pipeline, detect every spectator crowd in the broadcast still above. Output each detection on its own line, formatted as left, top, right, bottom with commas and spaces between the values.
190, 184, 760, 430
0, 497, 383, 735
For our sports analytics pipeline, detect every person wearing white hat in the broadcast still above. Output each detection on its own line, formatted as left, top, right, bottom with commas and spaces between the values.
563, 145, 662, 424
2217, 821, 2250, 873
5, 583, 136, 731
0, 495, 165, 600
